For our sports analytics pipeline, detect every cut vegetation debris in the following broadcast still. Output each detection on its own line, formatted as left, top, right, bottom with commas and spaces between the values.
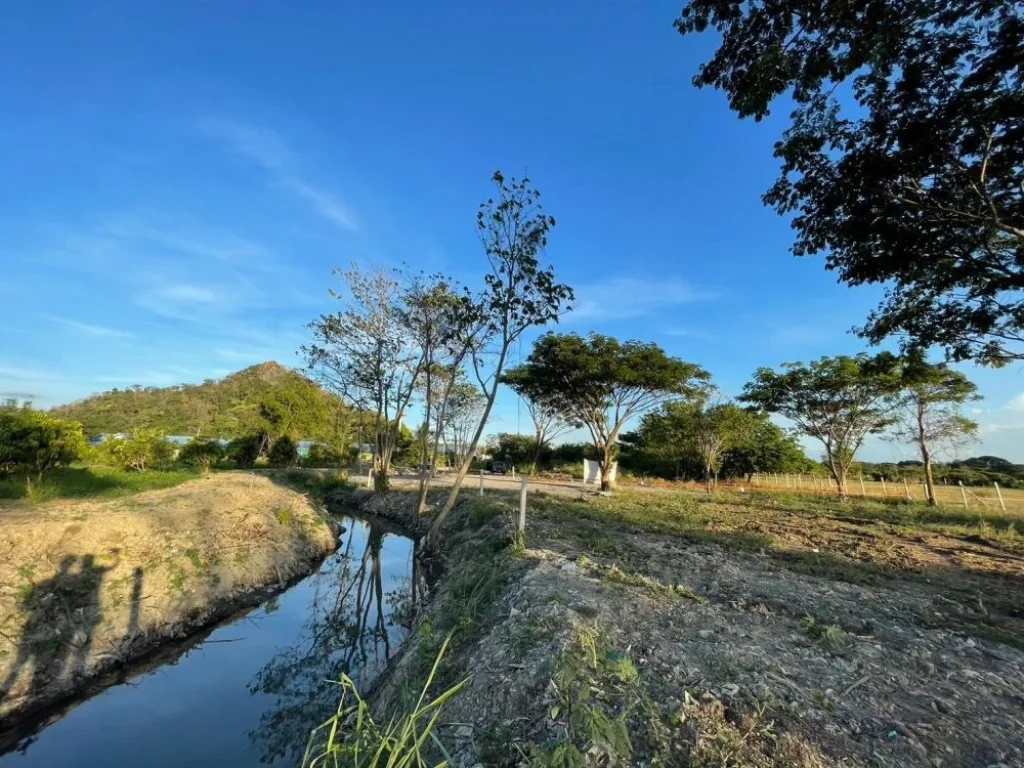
345, 483, 1024, 768
0, 472, 338, 721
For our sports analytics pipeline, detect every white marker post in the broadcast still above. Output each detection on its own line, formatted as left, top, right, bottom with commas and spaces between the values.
366, 466, 373, 490
880, 477, 888, 498
903, 477, 912, 502
479, 468, 484, 496
518, 477, 528, 536
859, 475, 866, 497
994, 482, 1006, 512
959, 481, 969, 509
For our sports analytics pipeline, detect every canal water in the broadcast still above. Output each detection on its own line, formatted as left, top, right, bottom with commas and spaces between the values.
0, 515, 417, 767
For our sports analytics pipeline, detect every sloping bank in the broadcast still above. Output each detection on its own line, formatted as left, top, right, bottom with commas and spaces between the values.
0, 472, 339, 722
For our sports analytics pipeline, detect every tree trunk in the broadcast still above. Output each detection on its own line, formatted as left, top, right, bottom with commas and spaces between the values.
599, 446, 615, 492
826, 455, 848, 500
428, 346, 509, 546
917, 401, 937, 506
415, 366, 433, 514
530, 433, 543, 476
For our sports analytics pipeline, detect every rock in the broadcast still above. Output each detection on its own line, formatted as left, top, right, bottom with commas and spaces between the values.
561, 562, 577, 574
698, 629, 714, 639
455, 725, 474, 739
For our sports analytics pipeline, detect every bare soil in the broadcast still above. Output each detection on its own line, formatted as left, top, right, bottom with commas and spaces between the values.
362, 486, 1024, 767
0, 472, 337, 722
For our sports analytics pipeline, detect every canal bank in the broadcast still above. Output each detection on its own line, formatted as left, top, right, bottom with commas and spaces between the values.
0, 473, 339, 726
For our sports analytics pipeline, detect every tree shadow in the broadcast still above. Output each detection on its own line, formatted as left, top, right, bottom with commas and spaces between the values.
0, 554, 136, 719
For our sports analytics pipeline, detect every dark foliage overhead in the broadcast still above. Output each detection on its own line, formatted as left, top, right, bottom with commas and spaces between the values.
677, 0, 1024, 364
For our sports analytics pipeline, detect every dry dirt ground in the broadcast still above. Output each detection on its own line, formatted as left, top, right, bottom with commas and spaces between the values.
359, 487, 1024, 768
0, 472, 337, 722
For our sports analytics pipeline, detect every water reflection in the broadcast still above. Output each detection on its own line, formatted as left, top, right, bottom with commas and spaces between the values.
248, 524, 414, 763
0, 516, 417, 768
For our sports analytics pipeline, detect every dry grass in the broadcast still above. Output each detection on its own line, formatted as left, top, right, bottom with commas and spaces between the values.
0, 472, 337, 720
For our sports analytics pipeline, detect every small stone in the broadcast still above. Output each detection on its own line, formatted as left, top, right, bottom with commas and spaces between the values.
561, 562, 577, 574
698, 629, 714, 639
455, 725, 473, 739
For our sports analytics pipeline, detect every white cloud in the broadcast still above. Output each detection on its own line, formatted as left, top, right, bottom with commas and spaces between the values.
200, 117, 358, 232
47, 315, 134, 339
663, 327, 715, 341
0, 365, 61, 381
567, 277, 717, 322
158, 284, 220, 304
770, 325, 829, 346
1007, 393, 1024, 413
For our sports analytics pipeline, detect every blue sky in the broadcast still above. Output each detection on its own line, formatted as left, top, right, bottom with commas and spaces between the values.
2, 1, 1022, 460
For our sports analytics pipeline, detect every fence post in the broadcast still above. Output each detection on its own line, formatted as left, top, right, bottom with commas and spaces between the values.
959, 481, 969, 509
785, 473, 791, 488
797, 474, 803, 491
880, 477, 887, 498
479, 468, 484, 496
994, 482, 1006, 512
511, 466, 516, 480
518, 477, 528, 535
903, 477, 912, 502
859, 475, 866, 497
366, 466, 373, 490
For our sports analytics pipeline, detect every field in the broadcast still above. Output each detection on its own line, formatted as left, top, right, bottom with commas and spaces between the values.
0, 466, 200, 504
365, 480, 1024, 767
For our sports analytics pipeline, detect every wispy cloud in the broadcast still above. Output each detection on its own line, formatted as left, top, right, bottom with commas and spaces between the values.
770, 324, 830, 346
200, 117, 358, 232
663, 327, 715, 341
1007, 393, 1024, 413
567, 277, 717, 322
0, 365, 62, 381
47, 315, 134, 339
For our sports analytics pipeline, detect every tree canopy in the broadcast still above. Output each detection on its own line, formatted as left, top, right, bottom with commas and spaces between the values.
740, 354, 902, 497
505, 333, 710, 489
677, 0, 1024, 364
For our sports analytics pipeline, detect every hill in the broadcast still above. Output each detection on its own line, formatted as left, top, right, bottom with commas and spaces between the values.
50, 362, 351, 440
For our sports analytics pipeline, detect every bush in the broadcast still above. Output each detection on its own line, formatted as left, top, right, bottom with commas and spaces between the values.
104, 430, 174, 472
227, 433, 265, 468
302, 442, 345, 468
0, 406, 84, 479
178, 439, 225, 471
269, 436, 299, 468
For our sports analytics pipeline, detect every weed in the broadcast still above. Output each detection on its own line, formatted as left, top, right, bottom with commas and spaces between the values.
185, 548, 208, 571
301, 635, 466, 768
275, 508, 293, 526
802, 615, 848, 654
599, 565, 707, 603
16, 563, 36, 581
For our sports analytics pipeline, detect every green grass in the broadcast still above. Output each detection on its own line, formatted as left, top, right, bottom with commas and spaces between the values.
0, 465, 201, 503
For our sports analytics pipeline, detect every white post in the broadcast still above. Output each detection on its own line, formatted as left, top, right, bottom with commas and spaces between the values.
859, 475, 866, 497
479, 468, 484, 496
959, 481, 968, 509
880, 477, 888, 498
994, 482, 1006, 512
785, 473, 791, 488
366, 465, 373, 489
797, 474, 803, 491
518, 477, 528, 535
511, 466, 516, 480
903, 477, 912, 502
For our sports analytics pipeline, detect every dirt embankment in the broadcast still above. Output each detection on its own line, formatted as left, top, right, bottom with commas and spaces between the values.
0, 472, 338, 722
358, 488, 1024, 768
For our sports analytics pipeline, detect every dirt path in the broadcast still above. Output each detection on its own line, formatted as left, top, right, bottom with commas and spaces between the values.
0, 473, 337, 722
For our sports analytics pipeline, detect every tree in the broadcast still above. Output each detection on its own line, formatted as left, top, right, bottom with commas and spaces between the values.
303, 266, 423, 493
0, 406, 84, 480
740, 354, 901, 498
429, 171, 574, 542
488, 433, 540, 469
503, 368, 576, 474
684, 401, 760, 490
268, 435, 299, 468
890, 352, 980, 505
721, 419, 814, 482
401, 275, 483, 513
177, 439, 225, 472
440, 382, 487, 467
504, 333, 710, 491
677, 1, 1024, 365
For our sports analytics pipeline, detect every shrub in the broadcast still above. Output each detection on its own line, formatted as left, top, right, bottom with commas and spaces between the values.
178, 439, 225, 471
301, 442, 345, 468
269, 436, 299, 468
0, 406, 84, 479
105, 430, 173, 472
227, 433, 265, 468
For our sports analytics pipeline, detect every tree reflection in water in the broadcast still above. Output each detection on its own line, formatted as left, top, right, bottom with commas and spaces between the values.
247, 520, 417, 764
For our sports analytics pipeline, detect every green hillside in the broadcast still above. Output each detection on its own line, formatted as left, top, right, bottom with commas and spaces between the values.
50, 362, 352, 440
